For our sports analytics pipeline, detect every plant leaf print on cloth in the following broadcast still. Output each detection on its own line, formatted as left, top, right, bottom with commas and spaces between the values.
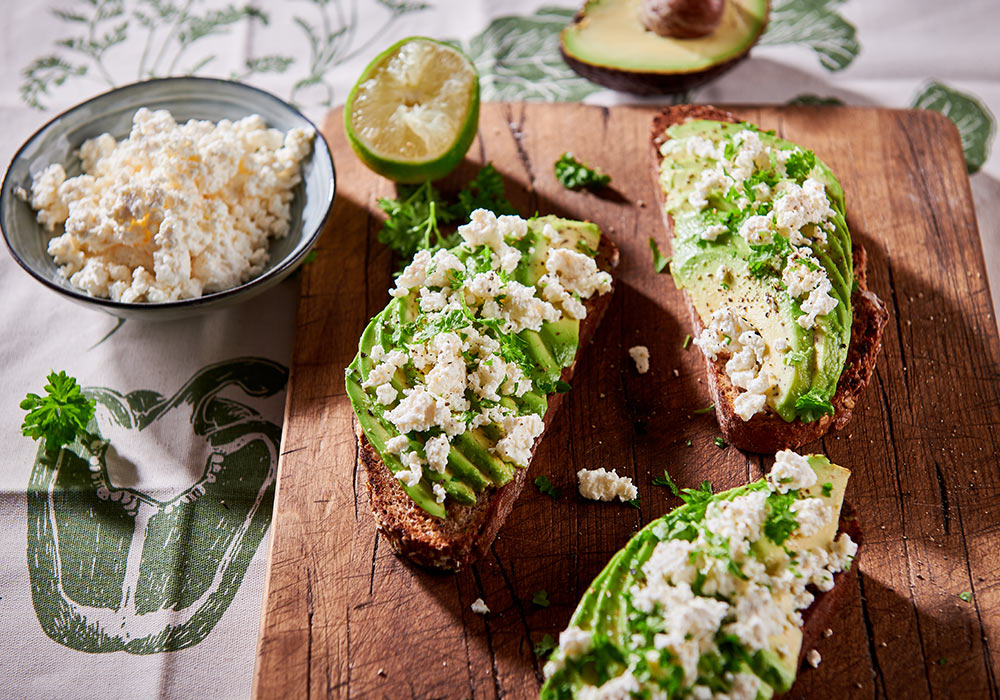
912, 81, 997, 174
459, 6, 601, 102
26, 358, 286, 654
759, 0, 859, 72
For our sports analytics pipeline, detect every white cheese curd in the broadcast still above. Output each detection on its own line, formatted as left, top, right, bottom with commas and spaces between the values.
458, 208, 522, 273
396, 450, 424, 487
769, 449, 819, 493
577, 468, 638, 503
628, 345, 650, 374
687, 167, 733, 210
424, 434, 450, 474
470, 597, 490, 615
495, 413, 545, 467
576, 670, 641, 700
362, 350, 408, 389
693, 307, 774, 421
790, 497, 835, 538
773, 177, 835, 245
374, 383, 398, 406
432, 483, 447, 504
807, 648, 822, 668
26, 108, 314, 302
701, 223, 728, 241
384, 435, 409, 455
738, 214, 774, 245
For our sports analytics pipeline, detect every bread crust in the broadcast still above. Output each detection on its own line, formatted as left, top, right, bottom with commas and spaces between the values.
650, 105, 889, 453
357, 235, 620, 571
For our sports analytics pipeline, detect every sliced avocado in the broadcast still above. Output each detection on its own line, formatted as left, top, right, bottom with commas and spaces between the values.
660, 120, 853, 423
560, 0, 769, 95
541, 457, 852, 699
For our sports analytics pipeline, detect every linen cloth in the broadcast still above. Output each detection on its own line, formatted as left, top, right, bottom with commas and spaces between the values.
1, 1, 996, 697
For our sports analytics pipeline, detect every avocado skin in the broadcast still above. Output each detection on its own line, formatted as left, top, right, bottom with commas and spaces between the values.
559, 0, 770, 96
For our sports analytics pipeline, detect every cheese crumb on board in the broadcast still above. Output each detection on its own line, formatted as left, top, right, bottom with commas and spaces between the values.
471, 598, 490, 615
628, 345, 650, 374
807, 648, 822, 668
577, 468, 638, 503
23, 108, 314, 303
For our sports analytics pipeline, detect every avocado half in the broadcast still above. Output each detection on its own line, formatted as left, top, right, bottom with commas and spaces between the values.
560, 0, 770, 95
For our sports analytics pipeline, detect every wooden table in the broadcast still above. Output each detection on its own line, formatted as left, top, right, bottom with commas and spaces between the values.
253, 104, 1000, 699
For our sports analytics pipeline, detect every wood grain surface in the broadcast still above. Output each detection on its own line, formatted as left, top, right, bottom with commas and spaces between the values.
252, 104, 1000, 699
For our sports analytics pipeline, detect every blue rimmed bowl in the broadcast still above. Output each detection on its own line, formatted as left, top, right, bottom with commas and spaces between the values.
0, 77, 335, 321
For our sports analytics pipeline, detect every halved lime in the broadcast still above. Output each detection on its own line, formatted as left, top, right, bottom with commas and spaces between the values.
344, 37, 480, 183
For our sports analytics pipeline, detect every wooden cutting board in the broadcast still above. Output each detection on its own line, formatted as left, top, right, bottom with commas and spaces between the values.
252, 104, 1000, 699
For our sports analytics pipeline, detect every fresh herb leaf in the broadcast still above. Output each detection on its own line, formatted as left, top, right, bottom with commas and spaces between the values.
20, 370, 96, 449
303, 250, 318, 264
554, 152, 611, 190
821, 482, 833, 497
685, 439, 693, 447
652, 470, 681, 497
532, 590, 550, 607
795, 388, 835, 422
959, 591, 972, 602
554, 380, 573, 394
764, 491, 800, 545
451, 163, 518, 220
714, 436, 727, 449
534, 475, 560, 499
693, 404, 715, 415
784, 149, 817, 183
682, 334, 692, 349
377, 164, 517, 266
627, 496, 641, 509
376, 180, 456, 262
680, 480, 715, 507
747, 235, 793, 279
534, 634, 557, 658
649, 237, 671, 274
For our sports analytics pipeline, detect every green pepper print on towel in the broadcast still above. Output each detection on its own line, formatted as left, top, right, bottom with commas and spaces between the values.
26, 358, 286, 654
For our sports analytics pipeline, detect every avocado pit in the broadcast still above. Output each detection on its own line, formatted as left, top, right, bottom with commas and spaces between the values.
640, 0, 725, 39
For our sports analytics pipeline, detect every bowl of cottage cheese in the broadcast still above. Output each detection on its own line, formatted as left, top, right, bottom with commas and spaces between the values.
1, 77, 335, 320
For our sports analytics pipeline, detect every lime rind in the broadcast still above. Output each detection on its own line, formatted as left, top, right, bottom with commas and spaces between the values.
345, 36, 480, 183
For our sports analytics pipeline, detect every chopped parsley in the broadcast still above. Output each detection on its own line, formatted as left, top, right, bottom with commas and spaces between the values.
652, 470, 681, 497
649, 237, 671, 274
783, 349, 810, 366
302, 250, 318, 264
821, 482, 833, 497
682, 334, 692, 349
763, 490, 800, 545
554, 152, 611, 190
794, 388, 835, 422
20, 371, 96, 450
746, 235, 793, 280
714, 436, 727, 449
376, 164, 517, 265
959, 591, 972, 603
693, 404, 715, 415
532, 590, 551, 607
534, 634, 557, 658
534, 475, 560, 499
627, 496, 641, 510
784, 149, 817, 183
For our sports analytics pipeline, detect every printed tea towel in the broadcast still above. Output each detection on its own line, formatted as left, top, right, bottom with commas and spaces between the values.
1, 1, 996, 698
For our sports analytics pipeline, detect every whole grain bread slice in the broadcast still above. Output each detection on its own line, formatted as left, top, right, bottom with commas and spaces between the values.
356, 234, 619, 571
650, 105, 889, 453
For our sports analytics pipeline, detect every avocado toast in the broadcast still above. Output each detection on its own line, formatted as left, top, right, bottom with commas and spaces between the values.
541, 451, 861, 699
651, 106, 888, 453
346, 210, 618, 570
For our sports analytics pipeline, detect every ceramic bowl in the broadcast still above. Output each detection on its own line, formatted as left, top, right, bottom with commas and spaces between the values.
0, 77, 335, 320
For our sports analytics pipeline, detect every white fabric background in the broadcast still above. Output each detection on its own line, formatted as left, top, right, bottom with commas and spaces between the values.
0, 1, 996, 697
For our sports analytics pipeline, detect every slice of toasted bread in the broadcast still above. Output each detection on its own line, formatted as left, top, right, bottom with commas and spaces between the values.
650, 105, 889, 453
357, 234, 620, 571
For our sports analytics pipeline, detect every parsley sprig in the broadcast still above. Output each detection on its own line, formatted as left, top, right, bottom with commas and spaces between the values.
554, 152, 611, 190
376, 164, 517, 264
20, 371, 96, 449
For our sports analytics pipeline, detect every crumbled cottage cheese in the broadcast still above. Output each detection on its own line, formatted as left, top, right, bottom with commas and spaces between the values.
577, 468, 638, 503
693, 307, 775, 421
628, 345, 650, 374
548, 450, 857, 698
23, 108, 315, 302
471, 598, 490, 615
768, 449, 819, 493
365, 210, 612, 500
